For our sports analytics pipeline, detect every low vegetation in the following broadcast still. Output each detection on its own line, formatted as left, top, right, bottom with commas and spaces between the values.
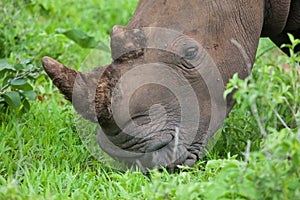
0, 0, 299, 199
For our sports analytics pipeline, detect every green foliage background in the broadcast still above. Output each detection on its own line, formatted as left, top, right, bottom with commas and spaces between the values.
0, 0, 299, 199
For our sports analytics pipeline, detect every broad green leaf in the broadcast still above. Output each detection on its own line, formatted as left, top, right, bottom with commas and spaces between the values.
57, 28, 110, 52
0, 59, 15, 71
20, 90, 36, 100
10, 78, 27, 86
11, 82, 33, 91
22, 98, 31, 112
19, 58, 31, 65
25, 64, 34, 70
2, 91, 21, 108
13, 63, 24, 70
223, 87, 235, 99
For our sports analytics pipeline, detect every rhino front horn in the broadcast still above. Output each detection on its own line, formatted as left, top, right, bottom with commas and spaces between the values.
42, 56, 107, 123
42, 56, 78, 101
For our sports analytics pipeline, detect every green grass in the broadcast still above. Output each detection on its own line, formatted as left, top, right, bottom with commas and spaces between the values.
1, 0, 300, 199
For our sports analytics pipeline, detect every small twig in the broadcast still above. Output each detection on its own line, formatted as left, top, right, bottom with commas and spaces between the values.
283, 97, 296, 119
273, 109, 291, 132
243, 140, 251, 172
292, 81, 299, 112
251, 103, 267, 139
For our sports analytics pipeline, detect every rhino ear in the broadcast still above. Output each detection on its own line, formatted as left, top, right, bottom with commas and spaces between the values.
42, 56, 106, 123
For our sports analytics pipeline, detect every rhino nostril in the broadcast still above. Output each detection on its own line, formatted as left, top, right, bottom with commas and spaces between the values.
145, 134, 173, 152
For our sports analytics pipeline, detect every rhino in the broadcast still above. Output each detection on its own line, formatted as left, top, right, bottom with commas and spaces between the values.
42, 0, 300, 169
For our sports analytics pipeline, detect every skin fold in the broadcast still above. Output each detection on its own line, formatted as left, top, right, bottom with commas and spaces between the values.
42, 0, 299, 169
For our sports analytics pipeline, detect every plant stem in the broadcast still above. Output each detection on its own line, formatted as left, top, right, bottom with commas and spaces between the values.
251, 103, 267, 139
0, 68, 40, 93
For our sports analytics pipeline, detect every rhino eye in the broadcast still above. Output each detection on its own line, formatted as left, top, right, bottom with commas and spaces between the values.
184, 46, 198, 60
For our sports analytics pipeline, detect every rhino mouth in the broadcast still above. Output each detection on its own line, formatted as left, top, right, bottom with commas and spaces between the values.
101, 128, 174, 153
98, 125, 192, 169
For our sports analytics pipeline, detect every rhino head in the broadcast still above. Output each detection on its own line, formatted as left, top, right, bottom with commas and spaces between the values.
42, 0, 299, 169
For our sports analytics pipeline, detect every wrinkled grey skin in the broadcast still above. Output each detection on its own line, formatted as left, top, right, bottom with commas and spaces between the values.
42, 0, 300, 169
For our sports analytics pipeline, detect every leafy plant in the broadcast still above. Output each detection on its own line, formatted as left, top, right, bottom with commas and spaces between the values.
225, 35, 300, 139
0, 58, 40, 113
